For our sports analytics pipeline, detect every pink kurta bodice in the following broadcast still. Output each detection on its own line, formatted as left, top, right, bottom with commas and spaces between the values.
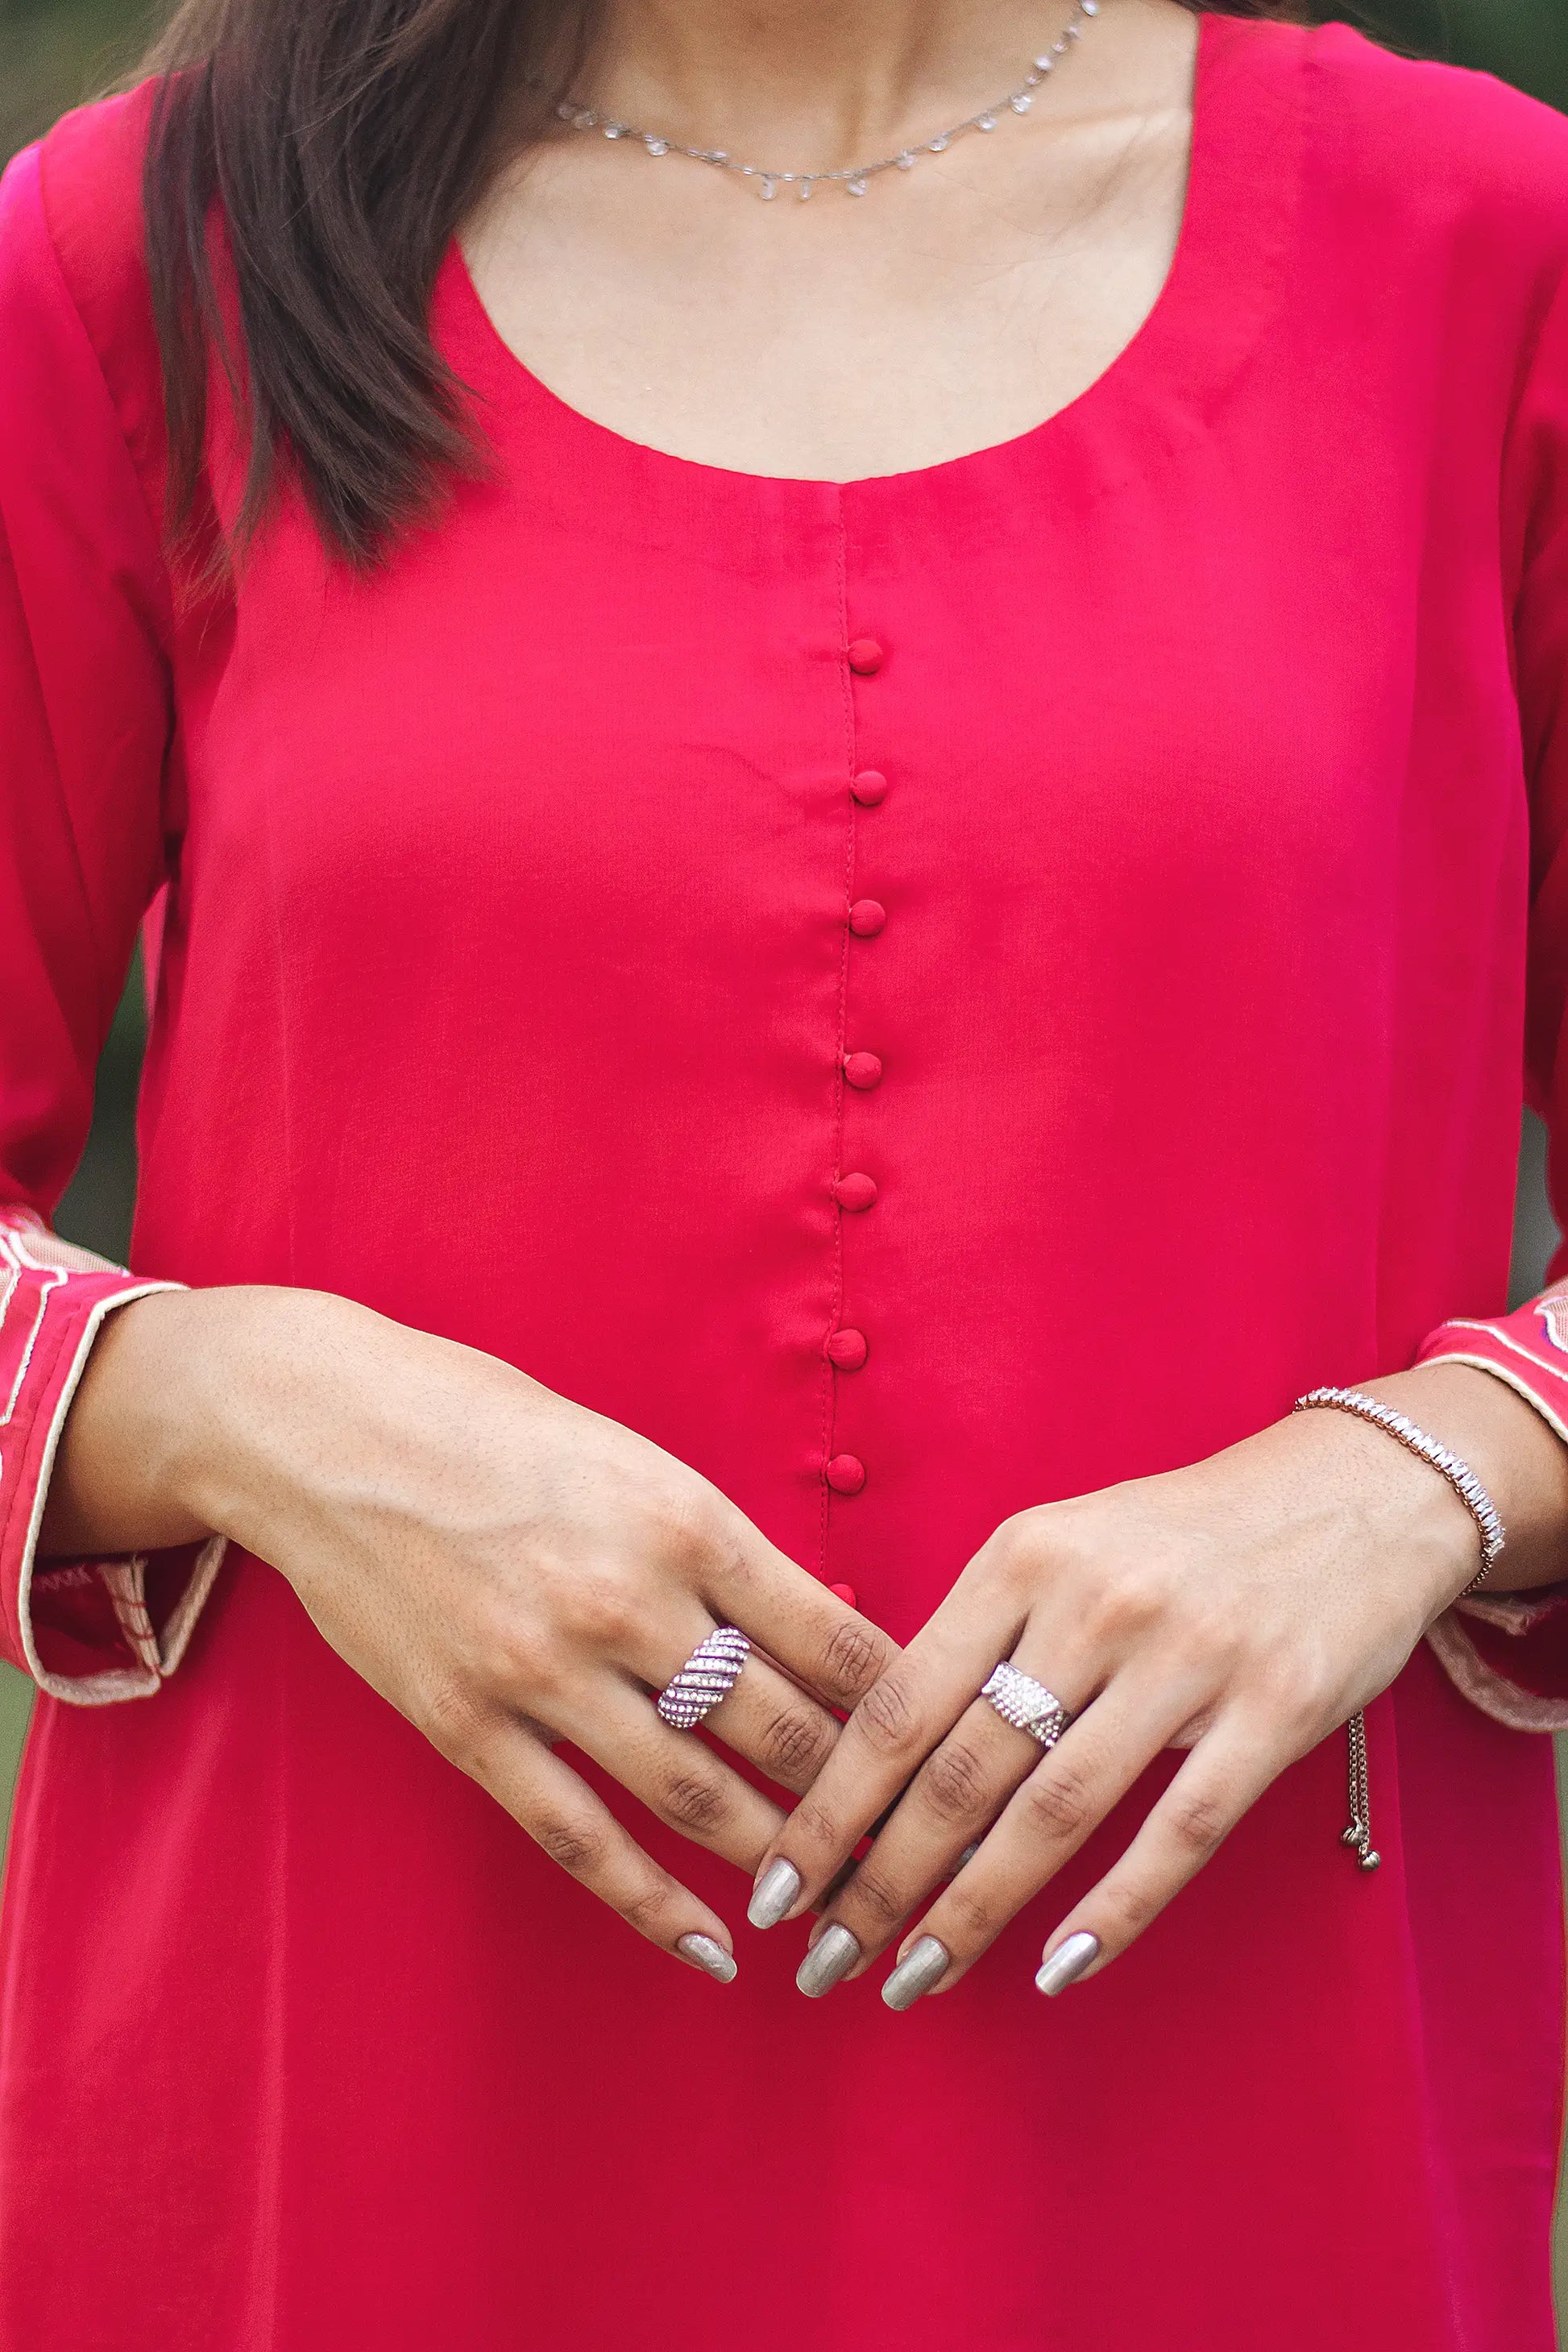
3, 17, 1568, 2347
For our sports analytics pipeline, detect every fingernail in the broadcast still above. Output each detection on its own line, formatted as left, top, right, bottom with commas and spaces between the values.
748, 1858, 802, 1929
1035, 1931, 1100, 1997
796, 1923, 861, 1997
676, 1934, 737, 1984
881, 1935, 950, 2012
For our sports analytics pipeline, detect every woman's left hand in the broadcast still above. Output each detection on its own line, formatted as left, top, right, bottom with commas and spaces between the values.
748, 1372, 1538, 2005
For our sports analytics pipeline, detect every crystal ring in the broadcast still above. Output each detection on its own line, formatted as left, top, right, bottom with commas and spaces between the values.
981, 1660, 1068, 1748
656, 1626, 752, 1731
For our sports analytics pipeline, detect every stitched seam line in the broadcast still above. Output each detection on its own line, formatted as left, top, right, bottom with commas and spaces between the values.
819, 499, 857, 1578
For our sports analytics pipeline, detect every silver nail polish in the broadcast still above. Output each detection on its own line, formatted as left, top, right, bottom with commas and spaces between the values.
676, 1933, 737, 1984
954, 1843, 981, 1872
748, 1857, 802, 1930
1035, 1931, 1100, 1997
881, 1935, 950, 2012
796, 1923, 861, 1998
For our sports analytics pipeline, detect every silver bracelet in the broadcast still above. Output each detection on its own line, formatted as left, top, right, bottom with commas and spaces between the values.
1292, 1386, 1504, 1596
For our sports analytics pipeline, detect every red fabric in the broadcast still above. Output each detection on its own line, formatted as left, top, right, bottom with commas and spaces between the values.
1, 18, 1566, 2348
0, 1212, 185, 1692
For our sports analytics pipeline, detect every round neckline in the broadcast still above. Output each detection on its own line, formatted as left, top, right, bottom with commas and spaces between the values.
433, 10, 1305, 554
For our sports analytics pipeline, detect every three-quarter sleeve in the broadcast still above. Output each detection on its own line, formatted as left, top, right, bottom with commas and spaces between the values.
0, 136, 223, 1703
1418, 259, 1568, 1728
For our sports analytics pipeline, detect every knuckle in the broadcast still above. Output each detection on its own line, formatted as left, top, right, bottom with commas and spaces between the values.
1021, 1761, 1096, 1846
481, 1628, 557, 1708
920, 1739, 994, 1824
986, 1509, 1048, 1591
532, 1811, 608, 1879
1166, 1786, 1231, 1859
941, 1880, 998, 1943
1103, 1877, 1161, 1940
1258, 1651, 1335, 1735
845, 1865, 907, 1932
1090, 1570, 1166, 1646
659, 1770, 730, 1838
620, 1881, 674, 1937
788, 1794, 842, 1854
558, 1569, 639, 1655
759, 1706, 832, 1783
654, 1484, 747, 1590
416, 1682, 491, 1772
1083, 1570, 1168, 1648
853, 1670, 920, 1757
821, 1621, 884, 1703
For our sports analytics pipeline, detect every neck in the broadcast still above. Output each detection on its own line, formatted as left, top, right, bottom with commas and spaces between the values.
586, 0, 1077, 168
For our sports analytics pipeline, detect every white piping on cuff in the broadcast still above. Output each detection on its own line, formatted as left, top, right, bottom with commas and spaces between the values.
1411, 1351, 1568, 1728
12, 1281, 227, 1705
1422, 1325, 1568, 1405
1425, 1611, 1568, 1733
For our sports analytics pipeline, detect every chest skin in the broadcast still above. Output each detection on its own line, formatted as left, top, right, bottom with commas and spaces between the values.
462, 0, 1200, 483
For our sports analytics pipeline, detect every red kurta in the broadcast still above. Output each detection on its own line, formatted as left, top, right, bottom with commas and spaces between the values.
3, 17, 1568, 2347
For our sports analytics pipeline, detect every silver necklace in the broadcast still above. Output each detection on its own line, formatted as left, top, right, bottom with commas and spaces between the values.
554, 0, 1099, 201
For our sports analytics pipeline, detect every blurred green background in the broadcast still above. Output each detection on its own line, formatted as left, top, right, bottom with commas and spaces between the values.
4, 0, 1568, 2317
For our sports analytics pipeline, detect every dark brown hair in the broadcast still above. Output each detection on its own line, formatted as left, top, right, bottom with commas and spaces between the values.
140, 0, 1305, 566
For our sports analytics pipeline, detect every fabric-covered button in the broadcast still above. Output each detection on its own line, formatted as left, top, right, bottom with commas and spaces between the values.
825, 1329, 869, 1371
847, 639, 884, 675
832, 1173, 878, 1211
850, 769, 889, 807
825, 1454, 866, 1495
848, 899, 886, 938
843, 1052, 882, 1090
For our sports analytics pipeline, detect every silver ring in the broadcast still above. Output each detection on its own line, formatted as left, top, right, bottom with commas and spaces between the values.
981, 1660, 1068, 1748
656, 1626, 751, 1730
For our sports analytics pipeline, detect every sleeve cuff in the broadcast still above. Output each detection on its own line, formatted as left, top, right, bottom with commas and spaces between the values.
1417, 1293, 1568, 1730
1, 1209, 226, 1704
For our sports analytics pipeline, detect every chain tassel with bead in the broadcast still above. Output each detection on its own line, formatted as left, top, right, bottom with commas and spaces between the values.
1293, 1387, 1505, 1872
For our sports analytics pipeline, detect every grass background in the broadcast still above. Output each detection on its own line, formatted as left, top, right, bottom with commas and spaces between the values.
4, 0, 1568, 2321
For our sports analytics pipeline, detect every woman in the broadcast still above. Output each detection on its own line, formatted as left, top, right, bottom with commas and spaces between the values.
2, 0, 1566, 2341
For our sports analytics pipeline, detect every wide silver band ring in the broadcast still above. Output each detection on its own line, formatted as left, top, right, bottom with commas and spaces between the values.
656, 1626, 751, 1731
981, 1660, 1068, 1748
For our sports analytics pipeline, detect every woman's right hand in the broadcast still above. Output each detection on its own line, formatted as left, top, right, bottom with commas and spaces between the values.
42, 1285, 898, 1977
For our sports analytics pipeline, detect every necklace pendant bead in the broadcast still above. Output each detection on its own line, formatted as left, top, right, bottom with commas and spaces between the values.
977, 114, 998, 131
1034, 55, 1053, 72
555, 101, 575, 121
1010, 93, 1032, 112
797, 178, 814, 198
604, 122, 624, 138
758, 176, 777, 199
1083, 0, 1099, 12
645, 136, 669, 155
928, 134, 950, 152
896, 151, 915, 170
846, 176, 869, 196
